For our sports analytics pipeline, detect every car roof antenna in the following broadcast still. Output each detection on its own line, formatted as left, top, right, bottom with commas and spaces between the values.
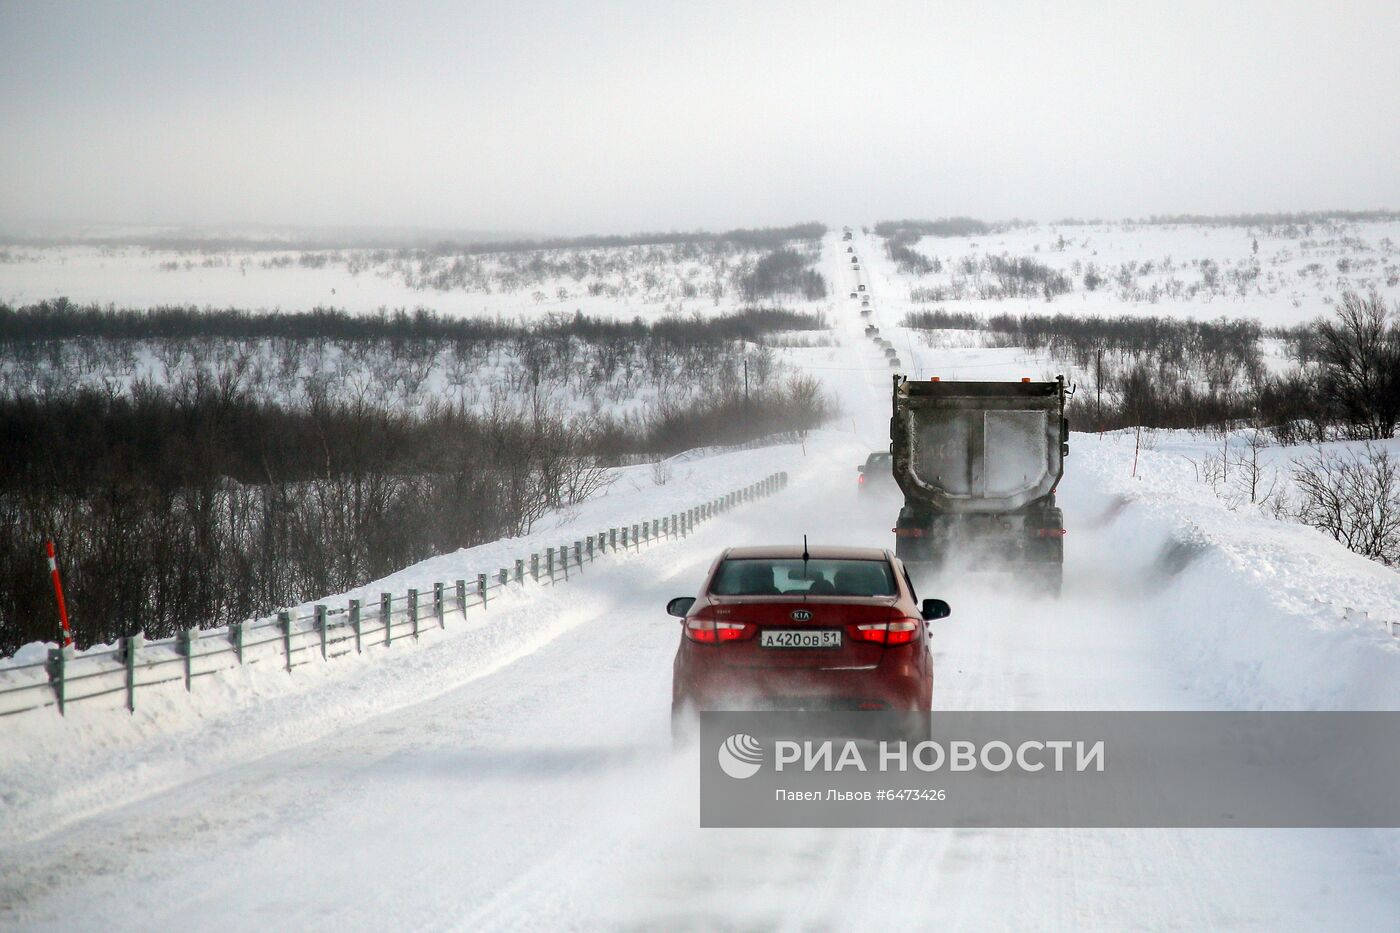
802, 534, 810, 567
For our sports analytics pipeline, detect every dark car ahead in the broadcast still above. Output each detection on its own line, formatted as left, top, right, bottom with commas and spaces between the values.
669, 546, 948, 730
858, 450, 894, 492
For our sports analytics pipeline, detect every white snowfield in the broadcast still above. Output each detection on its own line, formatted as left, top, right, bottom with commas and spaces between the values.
6, 219, 1398, 326
2, 228, 1398, 931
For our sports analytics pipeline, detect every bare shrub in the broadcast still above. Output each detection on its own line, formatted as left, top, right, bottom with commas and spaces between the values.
1291, 444, 1400, 565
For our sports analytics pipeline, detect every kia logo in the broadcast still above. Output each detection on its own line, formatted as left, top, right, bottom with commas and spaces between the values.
790, 609, 813, 622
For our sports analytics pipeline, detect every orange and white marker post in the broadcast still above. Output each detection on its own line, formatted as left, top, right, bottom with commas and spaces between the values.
45, 540, 74, 648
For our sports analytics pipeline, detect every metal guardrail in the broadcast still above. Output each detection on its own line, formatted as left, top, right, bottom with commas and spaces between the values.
0, 471, 790, 718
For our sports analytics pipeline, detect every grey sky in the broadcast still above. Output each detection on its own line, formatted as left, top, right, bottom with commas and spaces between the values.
2, 0, 1397, 235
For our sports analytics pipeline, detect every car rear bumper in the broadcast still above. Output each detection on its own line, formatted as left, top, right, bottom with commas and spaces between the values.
673, 648, 930, 712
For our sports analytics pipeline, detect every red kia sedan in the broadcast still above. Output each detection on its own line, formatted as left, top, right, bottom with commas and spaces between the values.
669, 545, 948, 731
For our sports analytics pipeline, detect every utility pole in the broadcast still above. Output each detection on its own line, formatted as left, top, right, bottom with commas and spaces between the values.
1095, 348, 1103, 428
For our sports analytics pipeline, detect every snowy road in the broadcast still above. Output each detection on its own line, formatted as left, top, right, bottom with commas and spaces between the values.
2, 231, 1398, 930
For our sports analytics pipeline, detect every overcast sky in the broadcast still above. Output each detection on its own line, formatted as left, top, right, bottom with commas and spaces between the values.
2, 0, 1397, 236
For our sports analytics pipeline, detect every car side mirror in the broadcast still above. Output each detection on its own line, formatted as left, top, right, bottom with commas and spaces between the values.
667, 596, 695, 618
857, 464, 865, 473
920, 598, 950, 621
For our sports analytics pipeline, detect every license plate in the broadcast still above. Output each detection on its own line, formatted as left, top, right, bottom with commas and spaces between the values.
760, 629, 842, 649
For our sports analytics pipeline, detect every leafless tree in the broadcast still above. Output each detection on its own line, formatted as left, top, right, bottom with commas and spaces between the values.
1316, 290, 1400, 439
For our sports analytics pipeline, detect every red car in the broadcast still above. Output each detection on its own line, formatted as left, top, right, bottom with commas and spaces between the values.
668, 546, 948, 730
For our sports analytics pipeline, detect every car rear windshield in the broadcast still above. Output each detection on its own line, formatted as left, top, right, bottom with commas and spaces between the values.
710, 559, 898, 597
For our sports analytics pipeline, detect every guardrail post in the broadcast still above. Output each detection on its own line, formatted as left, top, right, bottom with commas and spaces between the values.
381, 593, 393, 646
515, 560, 524, 584
546, 547, 555, 581
561, 544, 570, 581
633, 524, 640, 551
456, 579, 467, 616
434, 583, 446, 628
478, 573, 488, 608
499, 568, 509, 588
122, 634, 142, 712
315, 604, 328, 660
586, 536, 594, 560
229, 621, 244, 664
350, 599, 362, 654
530, 553, 540, 582
46, 647, 66, 716
408, 588, 420, 639
279, 611, 293, 672
574, 540, 582, 568
610, 527, 617, 550
177, 628, 195, 691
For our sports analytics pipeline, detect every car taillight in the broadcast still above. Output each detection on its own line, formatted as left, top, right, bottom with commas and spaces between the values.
684, 617, 756, 643
1034, 527, 1067, 537
858, 474, 866, 486
850, 619, 920, 645
892, 526, 924, 537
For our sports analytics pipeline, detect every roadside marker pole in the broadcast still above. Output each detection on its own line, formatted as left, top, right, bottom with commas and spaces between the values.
44, 540, 74, 648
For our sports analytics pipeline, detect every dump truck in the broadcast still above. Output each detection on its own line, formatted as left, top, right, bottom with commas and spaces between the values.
889, 375, 1069, 594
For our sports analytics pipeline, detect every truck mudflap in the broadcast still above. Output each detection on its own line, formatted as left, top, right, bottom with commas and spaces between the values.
893, 507, 1065, 597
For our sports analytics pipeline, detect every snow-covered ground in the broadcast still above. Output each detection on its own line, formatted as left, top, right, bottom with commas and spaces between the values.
6, 220, 1397, 327
2, 226, 1398, 930
878, 219, 1400, 327
0, 239, 831, 321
